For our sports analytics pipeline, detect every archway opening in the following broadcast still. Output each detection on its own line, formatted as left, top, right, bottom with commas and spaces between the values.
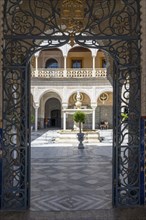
45, 98, 61, 128
30, 45, 114, 211
97, 92, 113, 129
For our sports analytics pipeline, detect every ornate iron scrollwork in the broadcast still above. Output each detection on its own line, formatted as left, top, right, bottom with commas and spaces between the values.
2, 0, 141, 209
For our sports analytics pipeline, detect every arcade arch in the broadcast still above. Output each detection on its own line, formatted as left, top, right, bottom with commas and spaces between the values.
36, 91, 62, 129
97, 92, 113, 128
45, 58, 59, 68
44, 98, 61, 128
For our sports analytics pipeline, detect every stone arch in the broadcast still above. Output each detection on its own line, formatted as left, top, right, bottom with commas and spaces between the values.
34, 89, 62, 105
68, 91, 91, 108
96, 89, 113, 102
38, 48, 63, 68
35, 91, 62, 129
67, 46, 92, 68
97, 91, 113, 105
68, 46, 92, 53
96, 91, 113, 128
67, 90, 92, 105
45, 58, 59, 68
44, 97, 61, 128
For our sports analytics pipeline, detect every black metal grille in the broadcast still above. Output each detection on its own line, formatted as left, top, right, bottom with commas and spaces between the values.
1, 0, 141, 209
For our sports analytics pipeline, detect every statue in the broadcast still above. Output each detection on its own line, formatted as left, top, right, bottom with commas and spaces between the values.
77, 91, 81, 100
75, 91, 82, 109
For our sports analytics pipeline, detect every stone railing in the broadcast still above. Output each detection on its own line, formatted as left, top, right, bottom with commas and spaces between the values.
31, 68, 107, 78
66, 68, 107, 78
31, 68, 64, 78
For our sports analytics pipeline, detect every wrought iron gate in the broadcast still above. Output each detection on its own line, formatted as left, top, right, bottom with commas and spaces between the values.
1, 0, 141, 209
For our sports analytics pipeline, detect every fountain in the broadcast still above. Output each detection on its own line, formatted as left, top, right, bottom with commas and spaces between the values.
75, 91, 82, 108
73, 91, 83, 131
55, 91, 100, 144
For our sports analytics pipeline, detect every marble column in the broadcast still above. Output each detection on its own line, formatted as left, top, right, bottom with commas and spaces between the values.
92, 56, 96, 77
62, 102, 68, 129
34, 107, 39, 131
63, 56, 67, 77
63, 112, 66, 130
92, 108, 96, 130
33, 102, 39, 131
35, 56, 39, 77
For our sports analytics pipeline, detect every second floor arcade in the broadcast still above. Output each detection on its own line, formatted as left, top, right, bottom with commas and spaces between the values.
31, 45, 108, 79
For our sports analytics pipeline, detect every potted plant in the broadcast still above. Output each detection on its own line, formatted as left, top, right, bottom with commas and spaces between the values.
73, 111, 85, 149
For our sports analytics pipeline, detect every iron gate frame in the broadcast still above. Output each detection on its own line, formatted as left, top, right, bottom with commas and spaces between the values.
1, 0, 141, 209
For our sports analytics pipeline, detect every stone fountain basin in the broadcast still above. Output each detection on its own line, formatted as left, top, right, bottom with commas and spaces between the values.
55, 130, 100, 143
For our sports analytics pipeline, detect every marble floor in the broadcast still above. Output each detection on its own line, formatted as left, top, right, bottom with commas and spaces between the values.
31, 129, 112, 211
1, 129, 145, 220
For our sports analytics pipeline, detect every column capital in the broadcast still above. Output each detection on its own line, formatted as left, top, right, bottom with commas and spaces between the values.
62, 103, 68, 109
91, 48, 98, 57
33, 102, 39, 109
34, 51, 40, 57
91, 103, 97, 109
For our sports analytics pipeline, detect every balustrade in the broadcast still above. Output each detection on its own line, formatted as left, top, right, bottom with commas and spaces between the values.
31, 68, 107, 78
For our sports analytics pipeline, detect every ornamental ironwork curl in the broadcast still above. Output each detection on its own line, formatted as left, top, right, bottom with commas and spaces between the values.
4, 38, 69, 66
4, 1, 140, 40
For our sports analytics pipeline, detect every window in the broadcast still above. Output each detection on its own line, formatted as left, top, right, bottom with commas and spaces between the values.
45, 58, 59, 68
72, 60, 82, 68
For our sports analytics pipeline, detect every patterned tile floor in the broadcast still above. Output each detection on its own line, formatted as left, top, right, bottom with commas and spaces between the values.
31, 129, 112, 211
1, 130, 145, 220
2, 129, 145, 220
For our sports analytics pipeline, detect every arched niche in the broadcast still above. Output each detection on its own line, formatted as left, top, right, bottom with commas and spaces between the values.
97, 92, 113, 128
68, 92, 91, 109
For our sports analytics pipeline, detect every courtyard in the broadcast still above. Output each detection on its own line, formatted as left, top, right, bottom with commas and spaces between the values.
0, 0, 145, 218
31, 129, 112, 211
1, 129, 146, 219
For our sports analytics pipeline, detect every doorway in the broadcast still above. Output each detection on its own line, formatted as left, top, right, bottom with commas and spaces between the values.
51, 110, 61, 127
44, 98, 61, 128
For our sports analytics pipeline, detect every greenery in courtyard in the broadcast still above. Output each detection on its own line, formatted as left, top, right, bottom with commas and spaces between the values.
73, 111, 86, 133
31, 114, 35, 124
